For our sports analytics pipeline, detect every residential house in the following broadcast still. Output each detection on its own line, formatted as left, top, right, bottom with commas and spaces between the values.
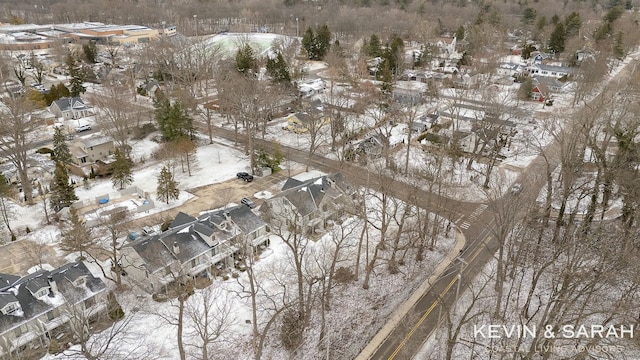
391, 86, 427, 105
69, 135, 114, 166
261, 173, 357, 235
453, 69, 482, 89
412, 113, 440, 133
121, 205, 270, 293
496, 62, 526, 78
284, 100, 327, 133
0, 262, 107, 359
49, 97, 92, 120
529, 51, 552, 64
531, 82, 550, 102
297, 79, 325, 98
526, 63, 572, 79
533, 76, 569, 93
357, 134, 386, 158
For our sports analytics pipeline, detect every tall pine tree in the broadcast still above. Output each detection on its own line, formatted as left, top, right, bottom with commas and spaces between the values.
111, 148, 134, 190
156, 166, 179, 204
52, 127, 72, 165
154, 94, 193, 142
66, 52, 86, 97
548, 23, 566, 54
235, 44, 258, 75
301, 25, 332, 60
266, 52, 291, 84
49, 162, 78, 212
60, 207, 93, 260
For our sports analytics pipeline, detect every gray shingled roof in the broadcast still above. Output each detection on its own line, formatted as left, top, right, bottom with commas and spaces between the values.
52, 96, 87, 112
282, 177, 303, 191
170, 212, 197, 229
0, 274, 20, 289
160, 230, 210, 264
129, 235, 177, 273
0, 262, 106, 334
227, 205, 266, 234
273, 173, 353, 217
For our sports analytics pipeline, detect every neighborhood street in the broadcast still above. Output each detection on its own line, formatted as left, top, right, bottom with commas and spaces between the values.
195, 51, 635, 358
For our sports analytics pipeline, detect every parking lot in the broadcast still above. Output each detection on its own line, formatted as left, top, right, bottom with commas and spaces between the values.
124, 163, 307, 232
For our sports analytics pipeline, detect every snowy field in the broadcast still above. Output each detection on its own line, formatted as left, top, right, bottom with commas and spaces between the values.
202, 32, 293, 57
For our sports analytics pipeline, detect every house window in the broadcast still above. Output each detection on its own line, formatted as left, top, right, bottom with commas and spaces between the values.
3, 302, 20, 314
34, 288, 49, 298
322, 204, 328, 212
80, 157, 87, 164
211, 247, 218, 256
191, 259, 196, 268
74, 277, 86, 287
46, 310, 55, 321
89, 146, 94, 151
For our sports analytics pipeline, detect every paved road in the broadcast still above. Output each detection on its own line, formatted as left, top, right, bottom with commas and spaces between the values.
194, 52, 638, 359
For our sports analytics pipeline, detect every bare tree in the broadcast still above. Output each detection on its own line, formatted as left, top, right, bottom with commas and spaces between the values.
184, 285, 235, 360
0, 95, 38, 204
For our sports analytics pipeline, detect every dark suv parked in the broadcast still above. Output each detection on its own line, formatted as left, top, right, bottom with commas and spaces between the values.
236, 172, 254, 182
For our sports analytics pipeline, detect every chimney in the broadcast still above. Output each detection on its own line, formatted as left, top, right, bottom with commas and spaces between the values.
47, 276, 58, 295
173, 242, 180, 255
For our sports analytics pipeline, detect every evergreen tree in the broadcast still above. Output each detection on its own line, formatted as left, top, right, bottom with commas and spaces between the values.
379, 61, 394, 97
365, 34, 383, 57
154, 94, 194, 142
523, 8, 537, 25
156, 166, 180, 204
52, 127, 73, 165
548, 23, 566, 54
111, 148, 134, 190
66, 52, 86, 97
614, 31, 625, 59
564, 12, 582, 37
536, 16, 547, 32
266, 52, 291, 84
82, 41, 98, 64
301, 27, 315, 59
49, 161, 78, 212
301, 25, 331, 60
235, 44, 257, 75
455, 26, 465, 41
594, 22, 613, 42
314, 24, 332, 60
60, 207, 93, 260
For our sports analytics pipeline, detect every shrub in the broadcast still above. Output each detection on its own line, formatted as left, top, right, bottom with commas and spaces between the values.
107, 291, 125, 320
334, 266, 356, 283
152, 293, 168, 302
48, 339, 61, 354
25, 227, 31, 234
280, 310, 304, 351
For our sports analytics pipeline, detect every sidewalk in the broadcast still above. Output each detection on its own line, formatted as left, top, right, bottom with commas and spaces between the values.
355, 228, 467, 359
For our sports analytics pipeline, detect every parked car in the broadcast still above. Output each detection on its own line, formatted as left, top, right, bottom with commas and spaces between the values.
76, 124, 92, 132
510, 183, 523, 195
241, 197, 256, 209
236, 172, 254, 182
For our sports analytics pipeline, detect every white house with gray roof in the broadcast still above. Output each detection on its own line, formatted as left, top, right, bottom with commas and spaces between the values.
0, 262, 107, 359
261, 173, 357, 235
49, 97, 92, 120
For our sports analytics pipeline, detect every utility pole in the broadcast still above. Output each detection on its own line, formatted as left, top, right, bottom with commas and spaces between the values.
193, 15, 198, 37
